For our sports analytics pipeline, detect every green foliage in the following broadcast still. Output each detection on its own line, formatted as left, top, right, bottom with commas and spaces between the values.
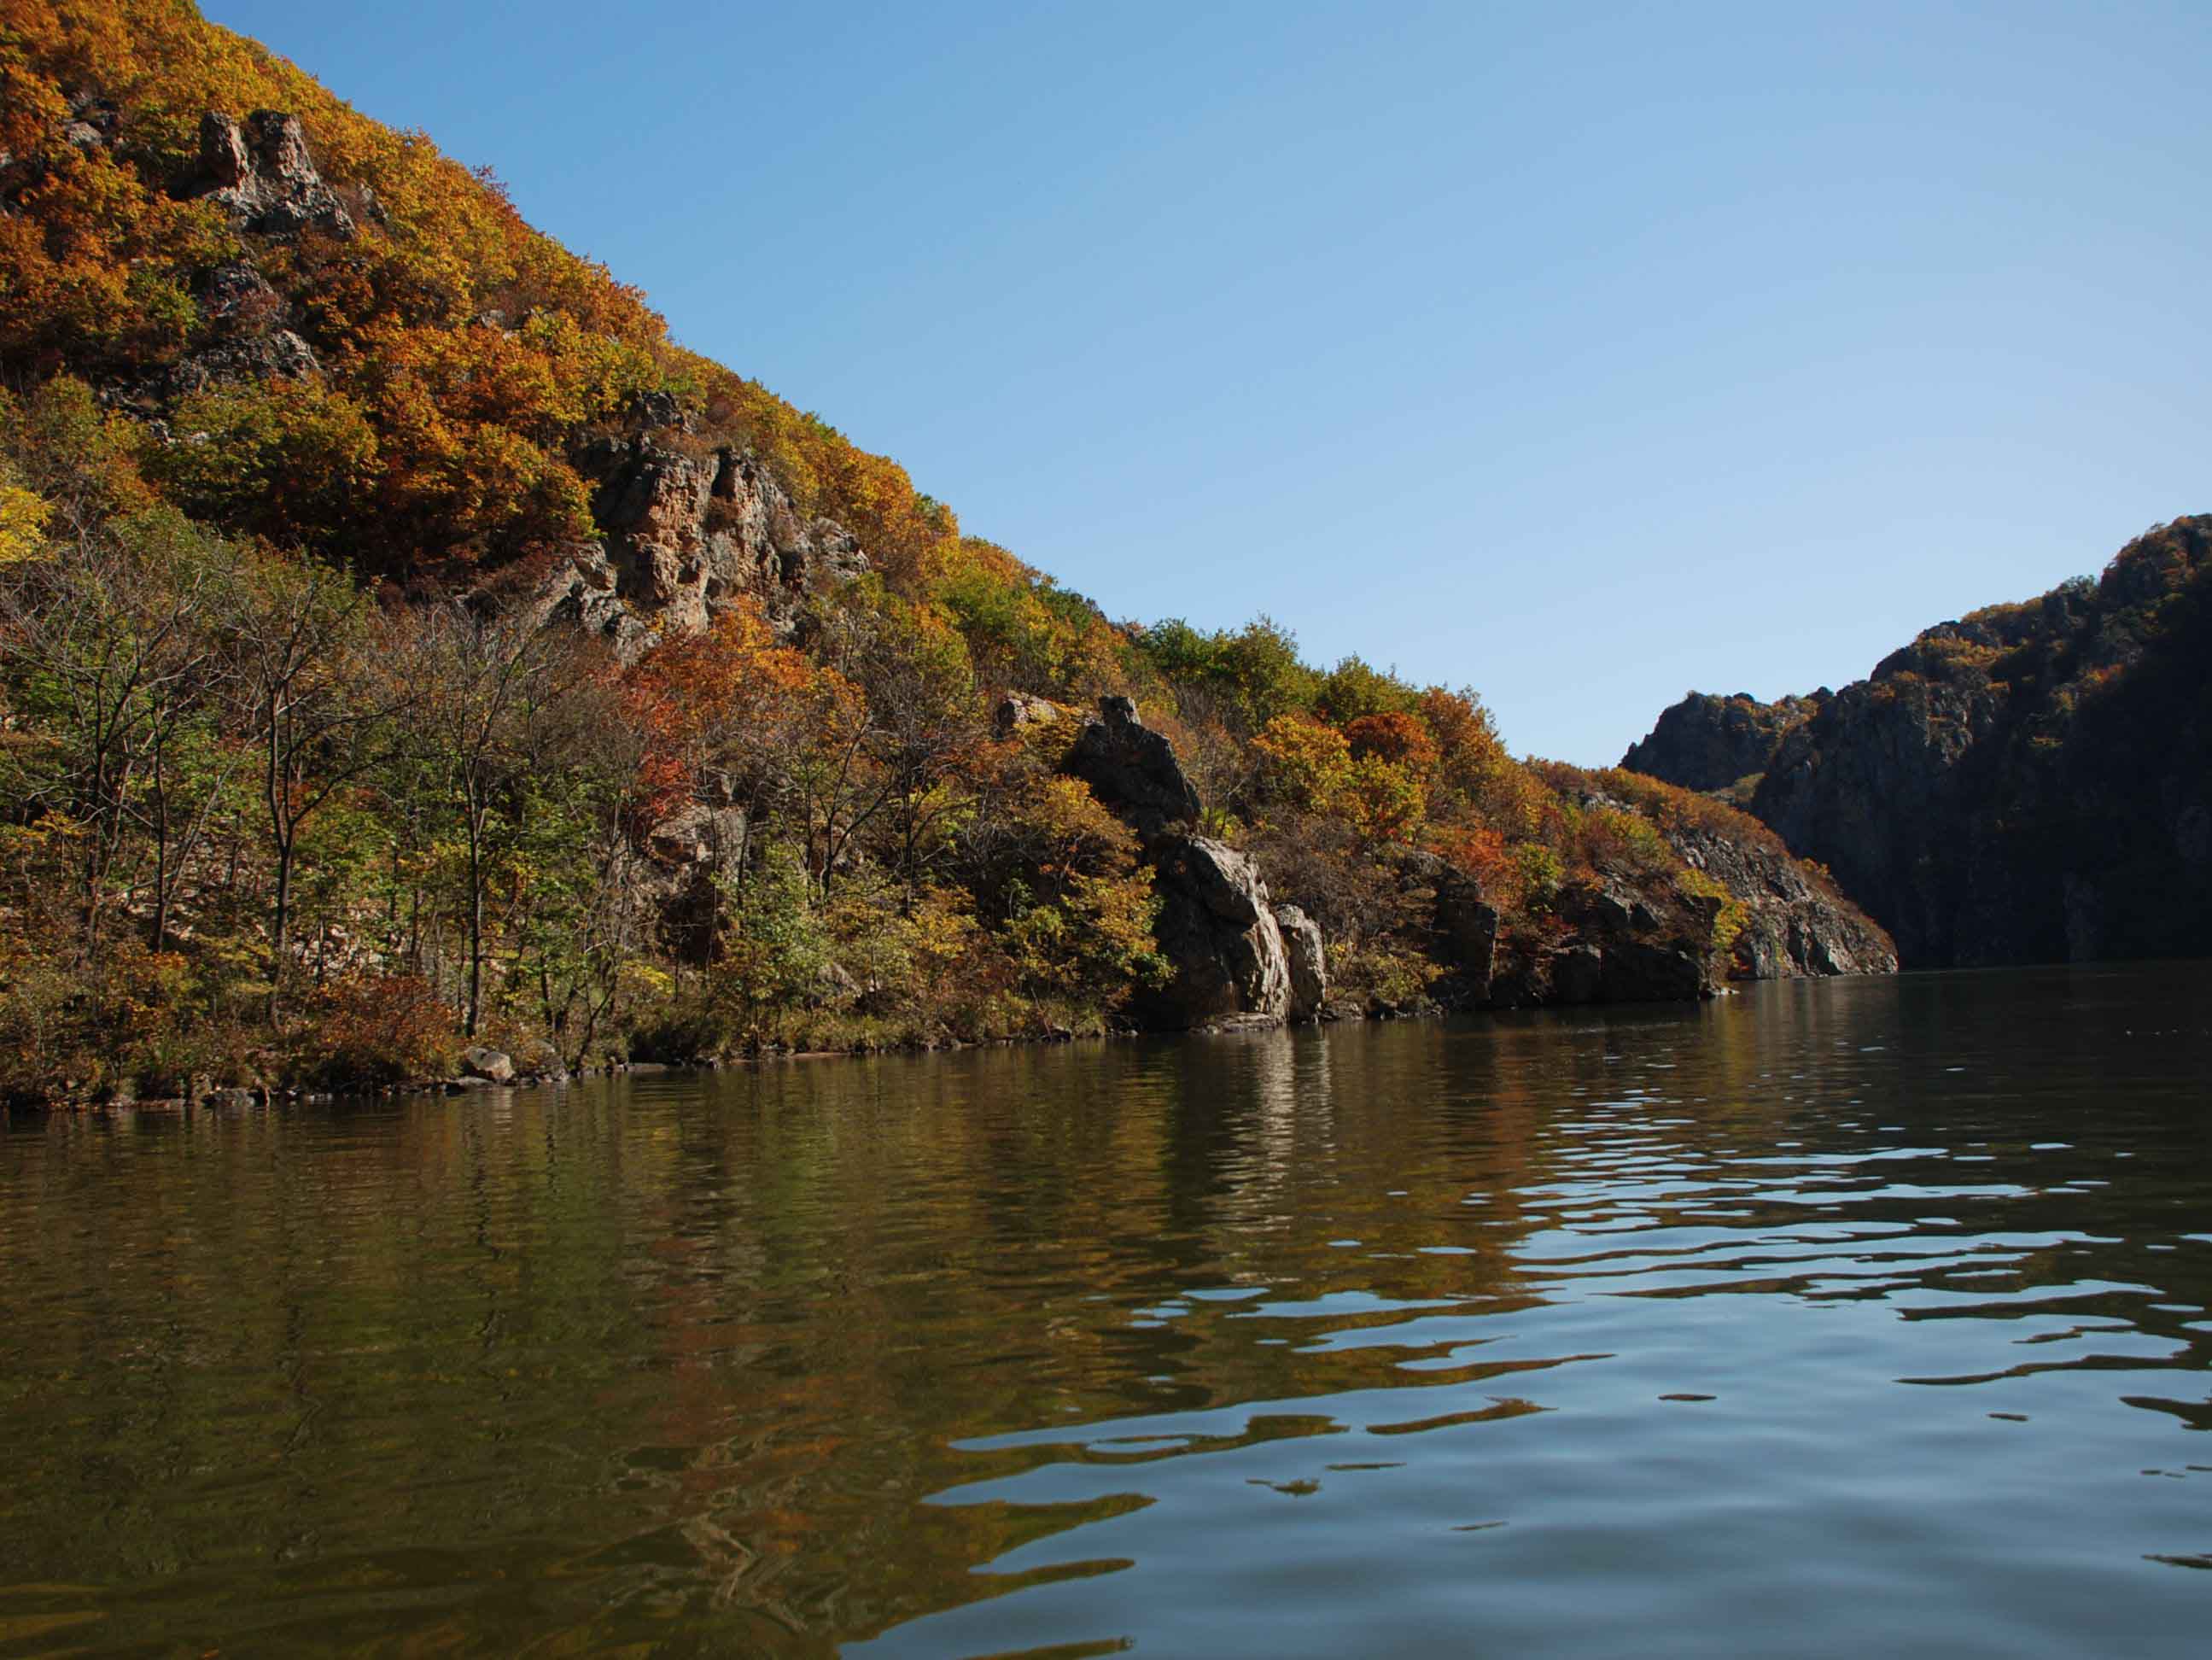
1512, 843, 1564, 910
148, 377, 378, 547
1134, 614, 1318, 734
1314, 654, 1421, 725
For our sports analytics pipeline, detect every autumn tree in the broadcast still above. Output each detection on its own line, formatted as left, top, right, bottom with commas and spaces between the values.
391, 605, 592, 1035
224, 547, 401, 1023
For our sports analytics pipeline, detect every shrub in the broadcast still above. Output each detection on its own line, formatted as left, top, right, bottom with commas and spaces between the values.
296, 973, 458, 1088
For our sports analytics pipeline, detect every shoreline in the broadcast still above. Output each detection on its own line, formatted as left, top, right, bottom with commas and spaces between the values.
0, 985, 1766, 1119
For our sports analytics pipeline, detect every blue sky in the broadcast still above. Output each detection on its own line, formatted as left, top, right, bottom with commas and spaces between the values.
207, 0, 2211, 763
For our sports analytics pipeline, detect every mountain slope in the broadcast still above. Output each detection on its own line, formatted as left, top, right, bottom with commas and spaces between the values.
1623, 517, 2212, 967
0, 3, 1888, 1103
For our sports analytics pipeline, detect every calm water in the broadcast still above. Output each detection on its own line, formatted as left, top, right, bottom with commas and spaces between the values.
3, 965, 2211, 1657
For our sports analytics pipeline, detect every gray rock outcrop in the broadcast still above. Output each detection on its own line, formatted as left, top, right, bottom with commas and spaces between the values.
1057, 698, 1307, 1029
1620, 691, 1824, 794
992, 692, 1061, 738
1064, 696, 1202, 838
1275, 903, 1327, 1021
1664, 819, 1898, 977
186, 111, 361, 238
569, 433, 870, 641
1502, 874, 1718, 1007
1137, 837, 1291, 1029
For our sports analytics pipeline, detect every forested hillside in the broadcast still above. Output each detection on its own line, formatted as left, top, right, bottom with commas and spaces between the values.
1622, 518, 2212, 967
0, 2, 1888, 1105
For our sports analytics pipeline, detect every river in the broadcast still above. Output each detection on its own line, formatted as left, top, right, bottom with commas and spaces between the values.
3, 962, 2210, 1656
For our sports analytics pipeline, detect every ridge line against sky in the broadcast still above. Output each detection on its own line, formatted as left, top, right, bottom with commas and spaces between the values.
207, 0, 2212, 763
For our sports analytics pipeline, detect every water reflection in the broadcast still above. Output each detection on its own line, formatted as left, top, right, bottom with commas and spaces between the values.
2, 964, 2210, 1656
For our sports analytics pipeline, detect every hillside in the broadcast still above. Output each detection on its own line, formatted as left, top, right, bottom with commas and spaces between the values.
0, 3, 1889, 1104
1622, 518, 2212, 967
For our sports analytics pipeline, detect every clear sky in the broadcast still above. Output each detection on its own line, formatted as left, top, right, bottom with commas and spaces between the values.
205, 0, 2211, 763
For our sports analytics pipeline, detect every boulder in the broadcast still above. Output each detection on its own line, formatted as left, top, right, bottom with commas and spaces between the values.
1137, 837, 1291, 1029
460, 1045, 515, 1084
1063, 697, 1201, 838
1275, 903, 1328, 1021
992, 692, 1061, 738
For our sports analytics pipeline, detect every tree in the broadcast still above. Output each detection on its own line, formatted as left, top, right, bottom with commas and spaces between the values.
394, 605, 587, 1034
823, 586, 989, 897
0, 502, 235, 967
224, 549, 402, 1024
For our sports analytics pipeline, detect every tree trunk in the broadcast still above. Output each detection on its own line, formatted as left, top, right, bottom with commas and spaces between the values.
464, 786, 485, 1038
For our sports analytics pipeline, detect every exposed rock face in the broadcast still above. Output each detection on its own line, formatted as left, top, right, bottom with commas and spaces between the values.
186, 111, 361, 238
100, 259, 322, 411
1665, 819, 1899, 978
639, 798, 750, 965
160, 325, 320, 397
1549, 878, 1718, 1005
1620, 691, 1824, 793
1753, 650, 2017, 966
1137, 837, 1291, 1029
1058, 698, 1302, 1029
563, 432, 871, 647
1387, 847, 1499, 997
1275, 904, 1328, 1021
1647, 518, 2212, 968
524, 541, 652, 663
1064, 696, 1202, 838
1543, 776, 1894, 989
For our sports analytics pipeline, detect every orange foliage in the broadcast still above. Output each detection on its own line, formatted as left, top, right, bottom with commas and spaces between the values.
303, 972, 458, 1084
621, 601, 853, 822
1345, 710, 1439, 769
1427, 822, 1509, 890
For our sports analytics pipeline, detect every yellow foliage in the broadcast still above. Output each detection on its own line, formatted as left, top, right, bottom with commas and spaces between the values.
0, 480, 48, 564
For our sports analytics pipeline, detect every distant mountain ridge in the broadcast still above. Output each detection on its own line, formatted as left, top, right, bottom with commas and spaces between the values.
1621, 518, 2212, 967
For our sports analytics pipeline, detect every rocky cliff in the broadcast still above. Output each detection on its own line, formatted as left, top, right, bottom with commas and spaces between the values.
1053, 696, 1302, 1030
1538, 769, 1898, 986
540, 423, 873, 662
1621, 517, 2212, 967
1618, 690, 1825, 796
1059, 701, 1892, 1031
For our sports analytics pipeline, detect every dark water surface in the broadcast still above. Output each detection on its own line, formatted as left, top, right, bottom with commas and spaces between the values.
5, 964, 2212, 1657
